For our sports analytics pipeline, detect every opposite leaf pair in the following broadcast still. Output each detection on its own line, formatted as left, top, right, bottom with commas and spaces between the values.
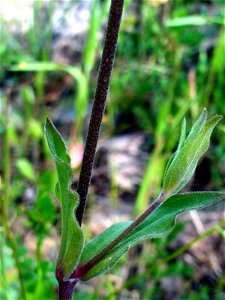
45, 109, 224, 283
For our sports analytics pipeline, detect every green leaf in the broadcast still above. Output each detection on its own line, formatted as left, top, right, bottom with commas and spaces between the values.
20, 86, 35, 117
11, 62, 63, 72
166, 15, 224, 27
79, 192, 224, 281
164, 109, 207, 181
45, 118, 84, 278
16, 158, 36, 182
166, 15, 208, 27
185, 108, 207, 143
164, 117, 186, 179
177, 117, 187, 151
28, 118, 42, 139
163, 112, 222, 196
55, 182, 61, 202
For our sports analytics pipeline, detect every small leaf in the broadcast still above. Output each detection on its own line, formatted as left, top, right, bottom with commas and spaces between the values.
166, 15, 224, 27
45, 118, 84, 278
164, 109, 207, 184
164, 117, 186, 179
177, 117, 187, 151
166, 15, 208, 27
16, 158, 36, 182
185, 108, 207, 143
21, 86, 35, 105
28, 119, 42, 139
163, 112, 222, 196
45, 118, 70, 163
79, 192, 224, 281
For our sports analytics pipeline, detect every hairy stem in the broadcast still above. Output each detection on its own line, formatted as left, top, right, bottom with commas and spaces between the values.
1, 96, 27, 300
76, 0, 124, 226
72, 193, 164, 279
58, 280, 77, 300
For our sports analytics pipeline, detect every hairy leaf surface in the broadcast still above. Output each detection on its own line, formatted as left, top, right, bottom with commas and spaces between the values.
163, 113, 222, 195
79, 192, 224, 280
45, 119, 84, 278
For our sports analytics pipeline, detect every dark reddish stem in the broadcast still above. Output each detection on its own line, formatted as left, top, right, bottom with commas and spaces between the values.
76, 0, 124, 226
71, 193, 164, 280
58, 1, 124, 299
58, 280, 77, 300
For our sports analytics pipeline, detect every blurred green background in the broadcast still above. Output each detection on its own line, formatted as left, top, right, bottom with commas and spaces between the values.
1, 0, 225, 299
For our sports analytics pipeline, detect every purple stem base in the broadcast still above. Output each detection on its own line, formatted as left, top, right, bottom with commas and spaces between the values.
58, 280, 77, 300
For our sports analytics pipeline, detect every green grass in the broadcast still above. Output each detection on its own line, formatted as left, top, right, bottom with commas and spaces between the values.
0, 0, 224, 299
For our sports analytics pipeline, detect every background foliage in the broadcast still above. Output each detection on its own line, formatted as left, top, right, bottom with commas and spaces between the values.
1, 0, 224, 299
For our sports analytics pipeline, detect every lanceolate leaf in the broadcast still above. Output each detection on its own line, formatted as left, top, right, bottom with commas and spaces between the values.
185, 108, 207, 143
177, 117, 187, 151
164, 108, 207, 184
163, 113, 223, 196
79, 192, 224, 281
45, 119, 84, 278
164, 117, 186, 179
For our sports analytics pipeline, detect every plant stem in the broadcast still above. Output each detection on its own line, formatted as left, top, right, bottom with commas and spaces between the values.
76, 0, 124, 226
72, 193, 164, 279
1, 96, 27, 300
58, 280, 77, 300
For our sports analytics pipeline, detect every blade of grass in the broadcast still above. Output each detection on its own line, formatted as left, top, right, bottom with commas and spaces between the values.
1, 96, 27, 300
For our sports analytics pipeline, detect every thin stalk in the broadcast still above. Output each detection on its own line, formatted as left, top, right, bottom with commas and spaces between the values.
36, 236, 43, 270
76, 0, 124, 226
72, 193, 164, 279
1, 97, 27, 300
0, 233, 9, 300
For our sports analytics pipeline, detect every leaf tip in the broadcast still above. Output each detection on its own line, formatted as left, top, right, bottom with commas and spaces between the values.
217, 115, 223, 121
44, 117, 51, 133
200, 108, 208, 122
210, 114, 223, 126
